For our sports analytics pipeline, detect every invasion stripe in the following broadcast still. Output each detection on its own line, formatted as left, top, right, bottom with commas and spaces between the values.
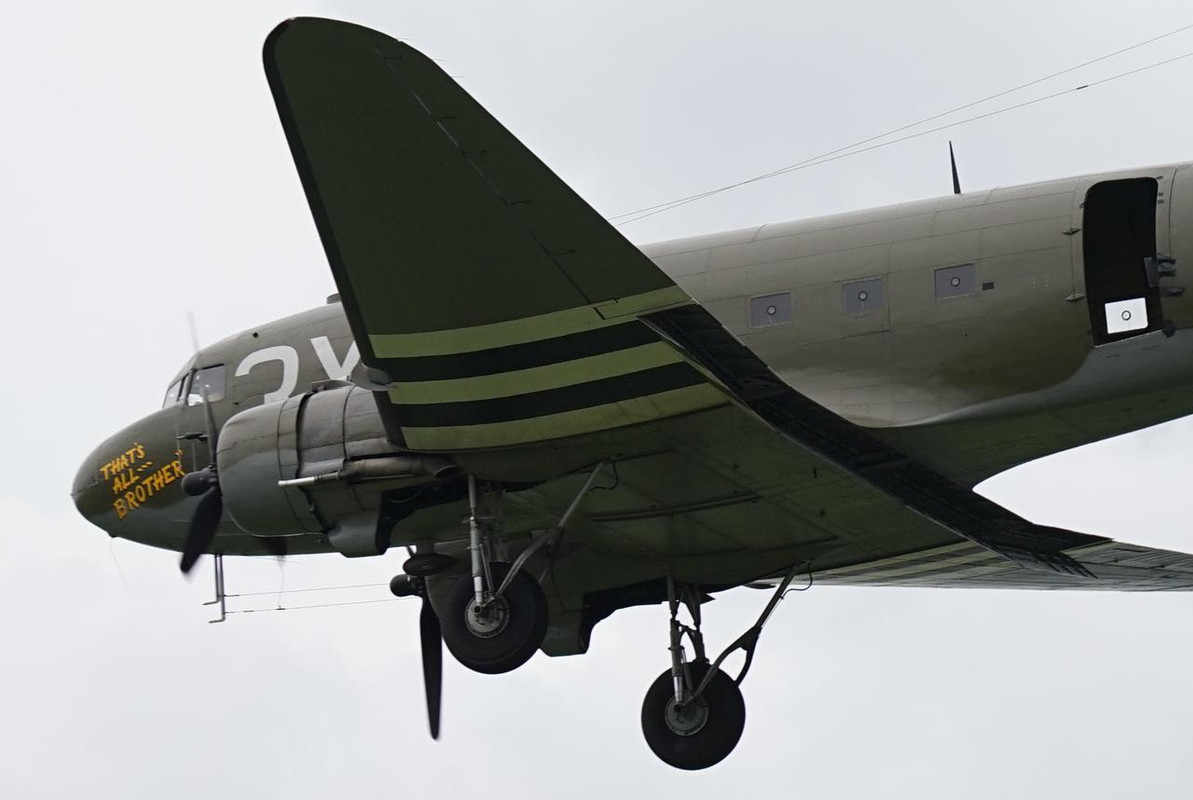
379, 320, 659, 382
821, 562, 1018, 587
824, 550, 1006, 582
388, 342, 684, 404
816, 542, 980, 578
389, 362, 707, 428
369, 286, 690, 358
399, 383, 728, 450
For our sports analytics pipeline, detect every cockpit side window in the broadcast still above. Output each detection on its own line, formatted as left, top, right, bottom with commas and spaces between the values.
162, 378, 185, 409
186, 365, 227, 406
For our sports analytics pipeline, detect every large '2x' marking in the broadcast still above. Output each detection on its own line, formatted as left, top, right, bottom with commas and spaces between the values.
234, 337, 361, 403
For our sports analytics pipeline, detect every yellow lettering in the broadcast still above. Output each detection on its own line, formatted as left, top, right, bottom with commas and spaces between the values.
132, 462, 184, 498
102, 445, 153, 486
113, 498, 127, 519
124, 491, 139, 511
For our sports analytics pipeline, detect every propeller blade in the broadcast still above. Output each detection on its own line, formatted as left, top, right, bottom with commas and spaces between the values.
180, 488, 223, 574
186, 310, 201, 354
419, 594, 443, 739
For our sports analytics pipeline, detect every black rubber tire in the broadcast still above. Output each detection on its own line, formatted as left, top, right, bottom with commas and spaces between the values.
441, 563, 547, 675
641, 662, 746, 770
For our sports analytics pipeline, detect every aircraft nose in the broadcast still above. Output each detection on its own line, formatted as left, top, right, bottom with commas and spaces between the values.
71, 445, 108, 529
72, 407, 194, 549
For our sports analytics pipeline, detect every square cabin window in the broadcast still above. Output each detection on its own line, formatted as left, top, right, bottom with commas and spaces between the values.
935, 263, 977, 298
842, 278, 884, 315
749, 292, 792, 328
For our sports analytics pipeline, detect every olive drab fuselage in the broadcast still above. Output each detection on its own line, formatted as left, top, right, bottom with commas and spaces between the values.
73, 162, 1193, 560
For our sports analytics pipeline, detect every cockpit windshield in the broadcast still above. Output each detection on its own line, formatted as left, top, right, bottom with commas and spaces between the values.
162, 364, 227, 409
186, 365, 227, 406
162, 378, 185, 408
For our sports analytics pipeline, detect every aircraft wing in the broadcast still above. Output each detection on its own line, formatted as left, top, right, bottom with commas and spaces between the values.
805, 539, 1193, 590
264, 17, 707, 454
263, 18, 1193, 588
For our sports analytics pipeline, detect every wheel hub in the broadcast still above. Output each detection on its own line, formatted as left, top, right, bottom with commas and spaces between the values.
664, 695, 709, 737
464, 596, 510, 638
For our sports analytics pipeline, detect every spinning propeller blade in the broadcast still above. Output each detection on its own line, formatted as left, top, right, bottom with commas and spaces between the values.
179, 382, 222, 574
419, 594, 443, 739
180, 487, 223, 574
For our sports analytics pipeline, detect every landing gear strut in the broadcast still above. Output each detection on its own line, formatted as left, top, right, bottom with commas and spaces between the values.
439, 475, 550, 674
641, 565, 804, 770
397, 466, 606, 677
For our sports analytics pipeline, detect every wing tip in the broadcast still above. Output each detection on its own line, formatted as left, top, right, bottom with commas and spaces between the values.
264, 16, 412, 64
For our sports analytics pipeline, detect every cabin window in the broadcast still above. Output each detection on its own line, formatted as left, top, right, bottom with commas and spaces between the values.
186, 365, 227, 406
161, 378, 184, 408
749, 293, 792, 328
842, 278, 884, 314
934, 263, 977, 298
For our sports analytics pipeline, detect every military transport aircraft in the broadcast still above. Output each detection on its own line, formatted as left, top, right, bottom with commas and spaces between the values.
71, 17, 1193, 770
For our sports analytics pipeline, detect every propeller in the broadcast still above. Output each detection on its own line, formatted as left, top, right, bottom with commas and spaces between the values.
419, 590, 443, 739
392, 559, 452, 740
179, 383, 223, 574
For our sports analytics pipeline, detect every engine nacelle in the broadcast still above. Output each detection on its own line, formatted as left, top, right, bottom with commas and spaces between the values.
216, 384, 452, 555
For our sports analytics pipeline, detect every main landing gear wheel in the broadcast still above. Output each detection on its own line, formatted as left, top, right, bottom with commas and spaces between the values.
641, 661, 745, 770
441, 562, 548, 674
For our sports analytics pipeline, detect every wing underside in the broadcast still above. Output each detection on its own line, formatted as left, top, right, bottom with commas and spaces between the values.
807, 540, 1193, 590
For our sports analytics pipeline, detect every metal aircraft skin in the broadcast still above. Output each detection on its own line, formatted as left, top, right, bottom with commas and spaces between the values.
71, 17, 1193, 770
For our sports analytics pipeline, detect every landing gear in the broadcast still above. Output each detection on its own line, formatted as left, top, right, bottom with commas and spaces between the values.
640, 566, 805, 770
641, 661, 745, 771
396, 466, 607, 677
441, 561, 547, 674
437, 475, 556, 674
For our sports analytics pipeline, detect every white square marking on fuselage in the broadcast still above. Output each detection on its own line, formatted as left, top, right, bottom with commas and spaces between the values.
1105, 297, 1148, 334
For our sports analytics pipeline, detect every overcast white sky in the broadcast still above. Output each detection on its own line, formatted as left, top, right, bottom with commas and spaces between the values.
5, 1, 1193, 797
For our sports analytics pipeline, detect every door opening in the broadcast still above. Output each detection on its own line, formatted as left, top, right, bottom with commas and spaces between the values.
1082, 178, 1161, 344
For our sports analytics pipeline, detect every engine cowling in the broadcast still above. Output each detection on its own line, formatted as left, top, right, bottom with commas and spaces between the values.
215, 384, 452, 554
